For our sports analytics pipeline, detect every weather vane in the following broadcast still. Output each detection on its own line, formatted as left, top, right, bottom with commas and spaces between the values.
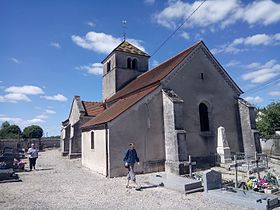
122, 20, 127, 41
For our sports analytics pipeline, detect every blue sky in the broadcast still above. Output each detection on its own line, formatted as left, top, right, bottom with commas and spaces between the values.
0, 0, 280, 136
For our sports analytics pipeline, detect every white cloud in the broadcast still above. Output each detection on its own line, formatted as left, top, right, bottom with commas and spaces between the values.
0, 93, 31, 103
1, 85, 43, 103
36, 114, 48, 119
0, 117, 45, 128
36, 108, 56, 119
41, 94, 67, 102
10, 57, 19, 63
5, 85, 44, 95
153, 0, 280, 30
225, 60, 240, 67
247, 62, 261, 69
72, 31, 146, 54
87, 21, 96, 27
243, 1, 280, 26
241, 34, 280, 46
0, 81, 3, 83
242, 60, 280, 83
45, 109, 56, 114
269, 91, 280, 96
76, 63, 103, 75
244, 96, 263, 104
211, 44, 246, 55
27, 118, 45, 124
180, 32, 190, 40
50, 42, 61, 49
151, 60, 159, 68
212, 33, 280, 55
0, 117, 24, 125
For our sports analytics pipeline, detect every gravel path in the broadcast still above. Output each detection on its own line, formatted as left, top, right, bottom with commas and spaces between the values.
0, 149, 249, 210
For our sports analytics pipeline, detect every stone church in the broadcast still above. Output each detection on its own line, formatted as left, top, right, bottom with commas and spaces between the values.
61, 96, 104, 158
62, 40, 261, 177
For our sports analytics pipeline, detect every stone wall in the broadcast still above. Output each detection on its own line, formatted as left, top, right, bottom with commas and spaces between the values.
108, 88, 165, 177
162, 89, 188, 175
0, 138, 60, 152
81, 126, 107, 176
238, 99, 261, 157
162, 46, 241, 157
102, 51, 149, 101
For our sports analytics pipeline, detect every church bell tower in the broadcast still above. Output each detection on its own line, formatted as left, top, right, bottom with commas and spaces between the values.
101, 41, 150, 101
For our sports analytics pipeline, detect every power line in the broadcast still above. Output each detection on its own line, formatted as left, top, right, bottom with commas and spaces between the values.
243, 76, 280, 95
150, 0, 207, 58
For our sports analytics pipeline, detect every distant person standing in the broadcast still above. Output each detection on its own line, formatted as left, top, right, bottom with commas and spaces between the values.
123, 143, 140, 189
27, 143, 38, 171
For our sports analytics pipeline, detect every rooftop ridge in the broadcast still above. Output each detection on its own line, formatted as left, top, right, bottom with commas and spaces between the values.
102, 40, 149, 63
106, 41, 202, 103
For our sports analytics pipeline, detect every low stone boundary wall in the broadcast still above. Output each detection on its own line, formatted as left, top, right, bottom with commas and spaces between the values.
0, 138, 60, 152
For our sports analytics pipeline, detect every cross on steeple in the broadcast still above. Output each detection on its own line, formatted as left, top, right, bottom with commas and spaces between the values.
122, 20, 127, 41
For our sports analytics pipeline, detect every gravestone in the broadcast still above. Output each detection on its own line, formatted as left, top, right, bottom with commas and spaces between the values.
216, 126, 232, 164
203, 169, 222, 192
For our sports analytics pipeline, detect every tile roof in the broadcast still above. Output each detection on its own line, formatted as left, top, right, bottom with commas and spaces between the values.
106, 41, 201, 103
81, 41, 202, 129
81, 83, 160, 128
102, 41, 149, 63
115, 41, 149, 57
82, 101, 105, 117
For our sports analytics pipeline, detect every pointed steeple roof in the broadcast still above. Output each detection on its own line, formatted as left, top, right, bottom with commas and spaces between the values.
102, 41, 149, 63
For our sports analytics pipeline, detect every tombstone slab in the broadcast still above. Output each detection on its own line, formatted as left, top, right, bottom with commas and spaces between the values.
205, 188, 280, 210
203, 169, 222, 192
149, 172, 203, 194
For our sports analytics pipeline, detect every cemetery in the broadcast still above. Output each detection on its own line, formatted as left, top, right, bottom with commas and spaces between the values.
1, 147, 280, 209
2, 126, 280, 209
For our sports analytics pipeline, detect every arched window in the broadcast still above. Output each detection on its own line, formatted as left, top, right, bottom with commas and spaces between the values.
127, 58, 131, 69
107, 61, 111, 73
90, 131, 95, 149
132, 59, 138, 70
199, 103, 210, 131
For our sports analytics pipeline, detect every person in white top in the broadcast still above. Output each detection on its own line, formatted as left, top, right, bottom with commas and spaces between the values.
27, 143, 38, 171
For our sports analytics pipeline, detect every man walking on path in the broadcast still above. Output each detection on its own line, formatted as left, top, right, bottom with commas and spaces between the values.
123, 143, 140, 189
27, 143, 38, 171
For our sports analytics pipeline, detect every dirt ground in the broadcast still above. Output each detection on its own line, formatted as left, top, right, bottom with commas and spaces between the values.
0, 149, 251, 210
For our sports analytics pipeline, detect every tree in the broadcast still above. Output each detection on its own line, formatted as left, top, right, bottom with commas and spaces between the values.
1, 121, 10, 129
0, 122, 22, 139
23, 125, 43, 139
257, 101, 280, 138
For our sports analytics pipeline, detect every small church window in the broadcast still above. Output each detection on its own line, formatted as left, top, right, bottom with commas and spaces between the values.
200, 73, 204, 80
199, 103, 210, 132
127, 58, 132, 69
107, 61, 111, 73
132, 59, 138, 70
90, 131, 95, 149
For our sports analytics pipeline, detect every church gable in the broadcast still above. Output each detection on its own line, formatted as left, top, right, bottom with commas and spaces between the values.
161, 41, 242, 96
66, 96, 105, 125
69, 96, 85, 125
